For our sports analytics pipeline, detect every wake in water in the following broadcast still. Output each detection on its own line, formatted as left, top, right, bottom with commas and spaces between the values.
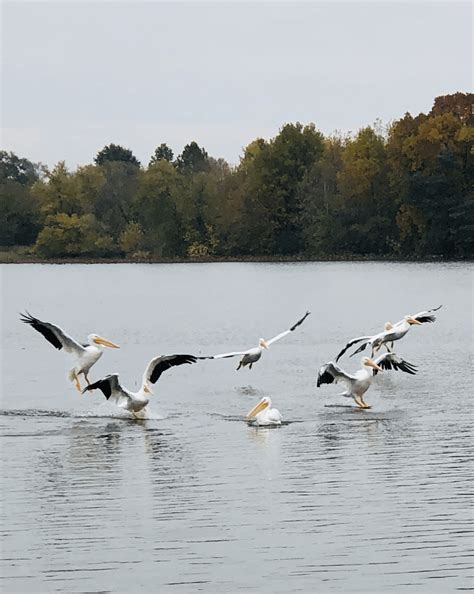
0, 405, 164, 421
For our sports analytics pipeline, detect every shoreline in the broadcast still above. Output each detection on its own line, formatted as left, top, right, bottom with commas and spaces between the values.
0, 254, 471, 265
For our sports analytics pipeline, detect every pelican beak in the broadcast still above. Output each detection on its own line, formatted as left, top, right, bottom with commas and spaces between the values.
408, 317, 422, 326
246, 399, 269, 419
367, 359, 383, 372
94, 336, 120, 348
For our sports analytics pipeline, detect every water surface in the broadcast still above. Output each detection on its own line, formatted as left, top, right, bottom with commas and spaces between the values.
1, 262, 472, 593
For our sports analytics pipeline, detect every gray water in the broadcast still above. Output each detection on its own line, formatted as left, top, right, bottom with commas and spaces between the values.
1, 262, 472, 593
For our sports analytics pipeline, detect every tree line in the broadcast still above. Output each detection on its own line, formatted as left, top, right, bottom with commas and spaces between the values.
1, 92, 472, 260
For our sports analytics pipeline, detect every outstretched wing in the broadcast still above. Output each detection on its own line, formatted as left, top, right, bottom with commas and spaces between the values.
372, 353, 418, 376
411, 305, 443, 324
317, 362, 357, 388
82, 374, 124, 399
20, 311, 85, 355
266, 311, 311, 346
335, 335, 372, 361
207, 349, 254, 360
143, 354, 199, 385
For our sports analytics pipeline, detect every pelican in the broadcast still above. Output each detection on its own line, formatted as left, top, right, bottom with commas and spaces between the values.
82, 354, 199, 417
317, 352, 417, 409
21, 312, 119, 391
335, 306, 442, 361
209, 311, 311, 370
246, 397, 282, 426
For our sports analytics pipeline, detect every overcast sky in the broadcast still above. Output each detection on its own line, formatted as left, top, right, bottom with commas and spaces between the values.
2, 1, 472, 168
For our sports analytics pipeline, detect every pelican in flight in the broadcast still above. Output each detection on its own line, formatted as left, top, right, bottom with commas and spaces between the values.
82, 354, 199, 417
209, 311, 311, 370
21, 312, 119, 391
317, 352, 417, 409
246, 397, 282, 426
335, 306, 442, 361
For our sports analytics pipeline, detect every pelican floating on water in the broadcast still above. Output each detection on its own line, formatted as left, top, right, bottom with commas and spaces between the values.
246, 397, 282, 425
82, 354, 199, 417
335, 306, 442, 361
317, 353, 417, 409
209, 311, 311, 370
21, 312, 119, 391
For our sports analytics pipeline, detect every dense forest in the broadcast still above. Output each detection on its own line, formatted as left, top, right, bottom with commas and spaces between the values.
1, 93, 472, 261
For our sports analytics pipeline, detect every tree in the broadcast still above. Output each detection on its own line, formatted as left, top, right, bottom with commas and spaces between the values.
176, 142, 209, 174
35, 213, 115, 257
149, 143, 174, 165
237, 123, 325, 255
0, 151, 41, 185
0, 180, 41, 246
93, 161, 141, 237
94, 144, 140, 167
133, 160, 183, 257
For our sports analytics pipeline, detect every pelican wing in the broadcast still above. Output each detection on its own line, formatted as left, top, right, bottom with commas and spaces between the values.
266, 311, 311, 346
143, 354, 199, 385
372, 353, 418, 376
317, 362, 357, 387
20, 312, 85, 355
82, 374, 131, 407
208, 349, 254, 360
411, 305, 443, 324
335, 335, 372, 361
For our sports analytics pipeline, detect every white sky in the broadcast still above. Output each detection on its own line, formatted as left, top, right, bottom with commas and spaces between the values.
1, 1, 472, 168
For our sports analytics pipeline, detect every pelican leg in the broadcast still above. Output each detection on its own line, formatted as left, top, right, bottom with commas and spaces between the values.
237, 361, 242, 371
360, 397, 371, 409
83, 372, 91, 386
249, 363, 253, 370
73, 373, 81, 392
354, 396, 365, 409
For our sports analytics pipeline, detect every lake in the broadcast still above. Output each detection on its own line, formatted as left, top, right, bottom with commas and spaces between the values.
1, 262, 472, 593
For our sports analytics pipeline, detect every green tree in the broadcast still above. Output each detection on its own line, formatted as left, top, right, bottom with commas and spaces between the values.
94, 144, 141, 168
93, 161, 141, 237
176, 142, 209, 174
134, 160, 183, 257
149, 143, 174, 165
35, 213, 115, 257
0, 151, 41, 185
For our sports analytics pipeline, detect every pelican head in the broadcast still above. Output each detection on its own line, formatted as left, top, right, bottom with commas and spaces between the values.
143, 382, 153, 395
405, 315, 422, 326
361, 357, 383, 372
259, 338, 269, 350
384, 322, 393, 331
89, 334, 120, 348
246, 396, 271, 419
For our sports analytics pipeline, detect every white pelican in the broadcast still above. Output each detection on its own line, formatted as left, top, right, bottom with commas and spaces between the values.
246, 397, 282, 426
317, 352, 417, 409
335, 306, 442, 361
82, 354, 199, 417
209, 311, 311, 370
21, 312, 119, 391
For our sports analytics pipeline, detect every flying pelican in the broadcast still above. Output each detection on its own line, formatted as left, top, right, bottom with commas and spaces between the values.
82, 354, 199, 417
246, 397, 282, 426
209, 311, 311, 370
335, 306, 442, 361
317, 352, 417, 409
21, 312, 119, 391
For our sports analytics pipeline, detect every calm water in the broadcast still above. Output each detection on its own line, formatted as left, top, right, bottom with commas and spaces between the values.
1, 262, 472, 593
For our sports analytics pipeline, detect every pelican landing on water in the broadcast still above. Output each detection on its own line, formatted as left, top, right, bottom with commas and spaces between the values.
82, 354, 201, 417
317, 353, 417, 409
335, 306, 442, 361
246, 397, 282, 426
209, 311, 311, 370
21, 312, 119, 391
